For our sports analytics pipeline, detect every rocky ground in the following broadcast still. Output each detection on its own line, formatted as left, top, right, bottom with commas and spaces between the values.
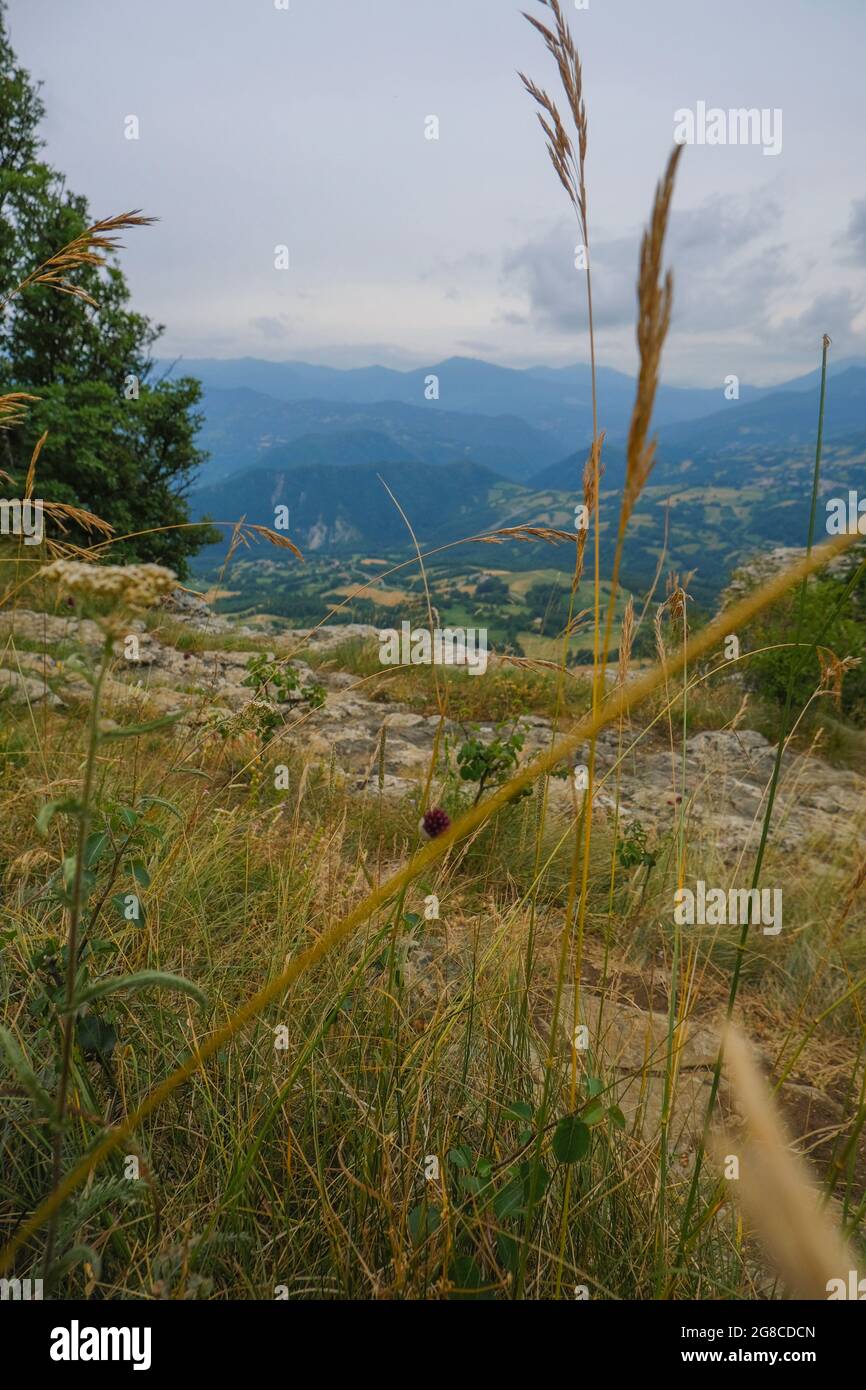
2, 598, 860, 859
2, 593, 863, 1170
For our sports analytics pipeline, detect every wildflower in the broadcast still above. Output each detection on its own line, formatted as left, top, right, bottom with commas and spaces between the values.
420, 806, 451, 840
41, 559, 176, 612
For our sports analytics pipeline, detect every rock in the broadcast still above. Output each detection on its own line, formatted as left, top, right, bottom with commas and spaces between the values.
113, 633, 161, 666
354, 771, 417, 799
552, 981, 734, 1146
8, 651, 57, 676
0, 667, 62, 706
139, 687, 187, 717
688, 729, 773, 762
0, 608, 104, 651
573, 989, 723, 1074
578, 724, 866, 859
722, 547, 850, 605
4, 602, 863, 865
381, 712, 427, 730
54, 671, 94, 703
158, 588, 223, 630
280, 624, 378, 653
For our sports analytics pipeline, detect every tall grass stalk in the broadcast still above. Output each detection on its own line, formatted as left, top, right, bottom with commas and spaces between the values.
517, 0, 602, 1298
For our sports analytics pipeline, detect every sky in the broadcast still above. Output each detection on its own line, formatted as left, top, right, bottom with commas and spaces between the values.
7, 0, 866, 387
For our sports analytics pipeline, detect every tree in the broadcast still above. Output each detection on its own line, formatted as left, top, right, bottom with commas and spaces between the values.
474, 574, 509, 602
524, 579, 571, 635
744, 569, 866, 723
0, 3, 217, 576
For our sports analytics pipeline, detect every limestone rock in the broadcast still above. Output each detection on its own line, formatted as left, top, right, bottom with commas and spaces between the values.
0, 667, 62, 707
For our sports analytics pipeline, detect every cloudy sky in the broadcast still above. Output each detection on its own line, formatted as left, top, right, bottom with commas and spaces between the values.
8, 0, 866, 385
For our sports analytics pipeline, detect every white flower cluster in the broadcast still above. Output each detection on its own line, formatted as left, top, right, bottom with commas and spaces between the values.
204, 699, 278, 741
41, 559, 177, 611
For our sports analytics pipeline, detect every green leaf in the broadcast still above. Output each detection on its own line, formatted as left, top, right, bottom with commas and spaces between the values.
48, 1244, 103, 1284
448, 1255, 486, 1300
408, 1202, 441, 1246
99, 712, 183, 741
77, 1015, 118, 1060
70, 970, 207, 1012
83, 832, 109, 868
447, 1145, 473, 1171
504, 1099, 534, 1122
552, 1114, 590, 1164
137, 823, 165, 842
608, 1105, 627, 1131
0, 1026, 55, 1116
36, 798, 81, 835
138, 795, 183, 820
496, 1232, 519, 1273
493, 1176, 525, 1221
131, 860, 151, 888
520, 1161, 549, 1203
60, 857, 95, 903
582, 1101, 606, 1127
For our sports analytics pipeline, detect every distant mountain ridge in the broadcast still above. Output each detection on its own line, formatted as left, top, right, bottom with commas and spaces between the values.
181, 352, 866, 604
189, 368, 866, 606
160, 352, 866, 463
190, 458, 526, 557
528, 366, 866, 491
258, 429, 417, 471
192, 387, 562, 486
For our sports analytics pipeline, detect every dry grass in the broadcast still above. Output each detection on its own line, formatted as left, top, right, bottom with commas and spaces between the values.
622, 146, 682, 532
720, 1027, 855, 1299
0, 211, 155, 313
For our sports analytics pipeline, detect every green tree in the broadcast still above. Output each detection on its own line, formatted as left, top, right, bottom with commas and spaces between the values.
524, 580, 571, 634
744, 569, 866, 722
0, 3, 216, 576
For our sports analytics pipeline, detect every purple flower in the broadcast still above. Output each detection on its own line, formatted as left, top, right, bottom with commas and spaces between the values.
420, 806, 451, 840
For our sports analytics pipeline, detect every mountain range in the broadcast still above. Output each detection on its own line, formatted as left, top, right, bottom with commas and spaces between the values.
189, 386, 562, 485
190, 459, 524, 556
161, 352, 866, 488
528, 366, 866, 491
178, 354, 866, 603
